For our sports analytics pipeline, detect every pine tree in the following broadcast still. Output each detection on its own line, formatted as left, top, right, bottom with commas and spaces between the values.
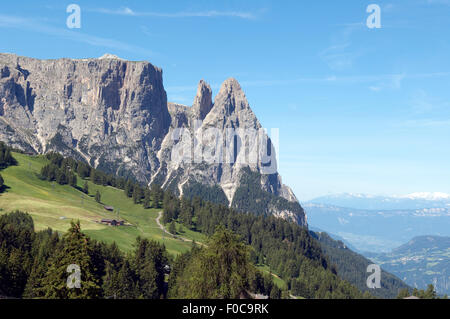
132, 238, 168, 299
68, 172, 77, 187
0, 211, 35, 298
169, 221, 177, 235
132, 185, 143, 204
83, 181, 89, 194
23, 230, 60, 298
125, 180, 134, 198
116, 260, 137, 298
102, 261, 119, 299
40, 221, 101, 299
77, 163, 90, 179
151, 184, 163, 208
56, 168, 67, 185
143, 189, 152, 209
172, 226, 253, 299
6, 248, 28, 297
397, 288, 410, 299
424, 284, 437, 299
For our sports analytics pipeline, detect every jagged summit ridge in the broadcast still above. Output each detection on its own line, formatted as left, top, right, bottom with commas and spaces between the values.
159, 77, 303, 224
192, 80, 213, 120
211, 77, 250, 117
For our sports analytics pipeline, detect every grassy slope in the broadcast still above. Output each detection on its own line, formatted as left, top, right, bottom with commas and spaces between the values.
0, 152, 204, 255
255, 264, 288, 290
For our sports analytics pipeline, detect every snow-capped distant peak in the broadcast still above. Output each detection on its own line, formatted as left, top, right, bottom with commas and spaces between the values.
400, 192, 450, 201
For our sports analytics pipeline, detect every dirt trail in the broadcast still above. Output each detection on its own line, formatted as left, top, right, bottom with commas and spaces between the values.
156, 211, 206, 247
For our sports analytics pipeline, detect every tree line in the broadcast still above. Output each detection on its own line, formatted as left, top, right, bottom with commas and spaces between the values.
40, 152, 165, 210
396, 285, 445, 299
0, 141, 17, 169
0, 141, 18, 193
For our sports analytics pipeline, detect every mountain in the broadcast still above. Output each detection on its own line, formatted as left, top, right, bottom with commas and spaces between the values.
367, 236, 450, 295
311, 231, 411, 299
309, 192, 450, 210
0, 53, 305, 225
304, 202, 450, 252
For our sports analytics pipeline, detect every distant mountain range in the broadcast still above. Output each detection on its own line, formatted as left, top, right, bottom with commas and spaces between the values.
304, 202, 450, 253
366, 236, 450, 295
308, 192, 450, 210
306, 193, 450, 295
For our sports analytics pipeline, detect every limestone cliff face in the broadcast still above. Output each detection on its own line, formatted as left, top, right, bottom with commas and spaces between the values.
0, 53, 170, 181
0, 53, 306, 226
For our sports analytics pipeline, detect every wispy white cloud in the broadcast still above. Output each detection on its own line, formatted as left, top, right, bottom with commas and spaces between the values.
320, 23, 365, 71
369, 86, 382, 92
0, 14, 154, 56
369, 73, 406, 92
90, 7, 257, 20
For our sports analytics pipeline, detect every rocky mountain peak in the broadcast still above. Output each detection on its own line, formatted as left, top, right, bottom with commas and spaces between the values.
219, 77, 242, 93
213, 78, 250, 117
192, 79, 213, 120
99, 53, 124, 60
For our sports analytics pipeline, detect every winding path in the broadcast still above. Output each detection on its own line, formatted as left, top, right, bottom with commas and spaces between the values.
155, 211, 205, 246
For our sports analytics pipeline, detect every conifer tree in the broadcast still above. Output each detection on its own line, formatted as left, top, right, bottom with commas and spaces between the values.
169, 221, 177, 235
132, 185, 143, 204
40, 221, 101, 299
151, 184, 163, 208
125, 180, 134, 198
115, 259, 137, 298
83, 181, 89, 194
95, 190, 101, 203
173, 226, 252, 299
397, 288, 410, 299
143, 189, 152, 208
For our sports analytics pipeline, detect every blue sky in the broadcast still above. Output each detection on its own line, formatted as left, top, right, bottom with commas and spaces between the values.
2, 0, 450, 200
